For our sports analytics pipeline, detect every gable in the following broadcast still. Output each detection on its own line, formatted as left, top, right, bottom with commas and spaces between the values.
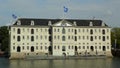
53, 19, 74, 26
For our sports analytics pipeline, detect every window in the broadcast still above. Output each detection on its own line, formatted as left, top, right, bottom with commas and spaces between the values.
17, 28, 20, 34
90, 46, 94, 51
102, 29, 105, 34
75, 29, 77, 34
62, 36, 65, 41
31, 46, 34, 52
62, 28, 65, 34
79, 36, 81, 39
23, 36, 25, 40
68, 46, 70, 49
83, 46, 85, 49
36, 35, 38, 40
13, 28, 15, 32
49, 36, 51, 41
58, 29, 59, 32
45, 46, 47, 50
107, 46, 109, 49
27, 36, 29, 40
62, 46, 66, 51
40, 35, 42, 39
58, 46, 60, 49
90, 36, 93, 41
87, 36, 89, 40
95, 46, 97, 49
13, 46, 15, 50
40, 46, 42, 50
107, 36, 109, 40
54, 36, 56, 39
36, 46, 38, 50
58, 36, 60, 39
103, 46, 106, 51
75, 36, 77, 41
23, 28, 25, 32
13, 36, 15, 40
54, 46, 56, 49
79, 29, 80, 32
31, 29, 34, 34
79, 46, 81, 49
17, 46, 21, 52
36, 29, 38, 32
83, 29, 84, 32
54, 28, 56, 32
83, 36, 85, 40
68, 36, 70, 39
87, 46, 89, 49
17, 36, 20, 41
99, 36, 101, 40
99, 46, 101, 49
90, 29, 93, 34
27, 46, 29, 50
68, 29, 70, 32
22, 46, 24, 50
103, 36, 105, 41
45, 36, 47, 40
95, 36, 97, 40
31, 36, 34, 41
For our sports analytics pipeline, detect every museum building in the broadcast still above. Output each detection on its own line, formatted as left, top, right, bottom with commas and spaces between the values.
9, 18, 112, 59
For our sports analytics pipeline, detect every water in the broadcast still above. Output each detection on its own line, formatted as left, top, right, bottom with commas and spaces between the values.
0, 57, 120, 68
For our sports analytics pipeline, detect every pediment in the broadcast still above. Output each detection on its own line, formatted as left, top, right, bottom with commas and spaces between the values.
53, 19, 74, 26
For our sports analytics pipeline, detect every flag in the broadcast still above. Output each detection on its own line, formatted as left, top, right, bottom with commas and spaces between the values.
63, 6, 68, 13
12, 14, 17, 19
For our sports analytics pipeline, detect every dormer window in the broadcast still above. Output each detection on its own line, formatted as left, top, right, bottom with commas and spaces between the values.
73, 21, 76, 26
48, 21, 52, 26
102, 22, 105, 26
17, 20, 21, 25
31, 20, 34, 25
89, 21, 93, 26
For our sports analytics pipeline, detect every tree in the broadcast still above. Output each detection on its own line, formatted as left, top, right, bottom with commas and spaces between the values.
0, 26, 9, 52
111, 27, 120, 49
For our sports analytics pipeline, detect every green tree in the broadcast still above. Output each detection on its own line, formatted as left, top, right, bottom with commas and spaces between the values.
111, 27, 120, 49
0, 26, 9, 52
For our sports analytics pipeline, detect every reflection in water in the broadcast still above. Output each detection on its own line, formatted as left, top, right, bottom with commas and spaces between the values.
1, 58, 120, 68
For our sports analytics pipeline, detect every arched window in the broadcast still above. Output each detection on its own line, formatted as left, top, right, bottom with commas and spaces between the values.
17, 28, 20, 34
62, 28, 65, 34
75, 29, 77, 34
31, 29, 34, 34
62, 46, 66, 51
103, 46, 106, 51
62, 36, 65, 41
75, 36, 77, 41
31, 36, 34, 41
31, 46, 34, 52
90, 29, 93, 34
103, 36, 105, 41
90, 36, 93, 41
90, 46, 94, 51
17, 46, 21, 52
17, 36, 20, 41
102, 29, 105, 34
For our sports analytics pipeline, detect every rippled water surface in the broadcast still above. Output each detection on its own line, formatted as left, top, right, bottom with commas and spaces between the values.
0, 57, 120, 68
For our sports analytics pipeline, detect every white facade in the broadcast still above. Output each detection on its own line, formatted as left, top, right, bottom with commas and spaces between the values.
9, 18, 112, 59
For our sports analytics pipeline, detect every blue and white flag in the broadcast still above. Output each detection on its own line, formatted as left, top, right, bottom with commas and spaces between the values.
63, 6, 68, 13
12, 14, 17, 19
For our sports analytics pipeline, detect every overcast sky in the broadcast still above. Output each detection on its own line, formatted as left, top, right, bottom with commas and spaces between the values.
0, 0, 120, 27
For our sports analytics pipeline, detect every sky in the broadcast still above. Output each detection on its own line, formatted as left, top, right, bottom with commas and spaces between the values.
0, 0, 120, 27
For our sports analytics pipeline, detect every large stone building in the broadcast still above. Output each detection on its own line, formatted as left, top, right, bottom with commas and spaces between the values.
9, 18, 112, 59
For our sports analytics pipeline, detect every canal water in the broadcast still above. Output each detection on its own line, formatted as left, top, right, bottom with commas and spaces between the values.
0, 57, 120, 68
